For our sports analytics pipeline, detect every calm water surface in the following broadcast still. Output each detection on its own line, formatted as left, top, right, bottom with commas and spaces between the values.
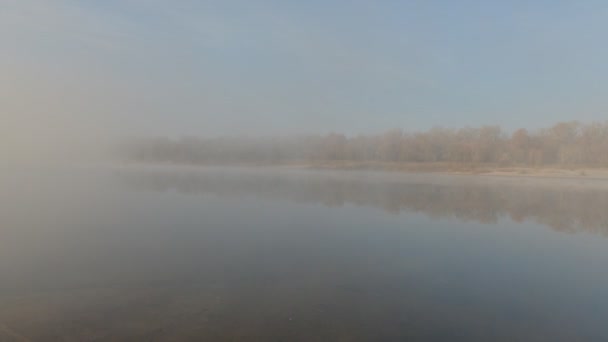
1, 167, 608, 341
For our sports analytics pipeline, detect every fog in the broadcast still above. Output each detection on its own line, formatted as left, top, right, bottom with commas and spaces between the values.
3, 166, 608, 340
3, 1, 608, 163
4, 1, 608, 341
1, 57, 115, 165
119, 167, 608, 235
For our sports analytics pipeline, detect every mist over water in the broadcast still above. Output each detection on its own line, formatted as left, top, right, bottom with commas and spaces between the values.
4, 1, 608, 341
2, 166, 608, 341
119, 167, 608, 235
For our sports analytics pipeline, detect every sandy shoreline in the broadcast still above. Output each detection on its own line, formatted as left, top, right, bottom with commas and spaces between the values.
115, 161, 608, 179
449, 168, 608, 180
283, 162, 608, 181
112, 162, 608, 193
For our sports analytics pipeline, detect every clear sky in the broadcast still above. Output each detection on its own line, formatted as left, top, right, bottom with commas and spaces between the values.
2, 0, 608, 143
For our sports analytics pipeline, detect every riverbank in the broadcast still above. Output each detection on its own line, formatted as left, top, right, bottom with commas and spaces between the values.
283, 161, 608, 180
117, 160, 608, 183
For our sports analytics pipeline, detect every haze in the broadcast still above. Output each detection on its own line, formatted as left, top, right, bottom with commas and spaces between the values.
5, 2, 608, 340
3, 1, 608, 163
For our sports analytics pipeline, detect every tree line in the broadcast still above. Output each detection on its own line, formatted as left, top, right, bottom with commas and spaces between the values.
123, 121, 608, 166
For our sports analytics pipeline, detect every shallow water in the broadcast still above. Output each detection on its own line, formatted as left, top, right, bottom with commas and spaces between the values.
2, 167, 608, 341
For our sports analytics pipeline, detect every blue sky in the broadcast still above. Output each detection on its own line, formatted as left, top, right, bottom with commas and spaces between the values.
2, 0, 608, 139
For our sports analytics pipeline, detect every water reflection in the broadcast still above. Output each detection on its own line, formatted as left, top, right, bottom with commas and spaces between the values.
120, 167, 608, 236
2, 167, 608, 340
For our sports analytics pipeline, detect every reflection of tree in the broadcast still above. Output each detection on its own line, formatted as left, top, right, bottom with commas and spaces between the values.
120, 169, 608, 236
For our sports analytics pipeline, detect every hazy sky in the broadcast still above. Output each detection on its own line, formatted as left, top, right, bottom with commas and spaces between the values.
2, 0, 608, 143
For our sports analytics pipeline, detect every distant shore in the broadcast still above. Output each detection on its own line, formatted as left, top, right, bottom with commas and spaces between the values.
120, 160, 608, 181
272, 161, 608, 179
